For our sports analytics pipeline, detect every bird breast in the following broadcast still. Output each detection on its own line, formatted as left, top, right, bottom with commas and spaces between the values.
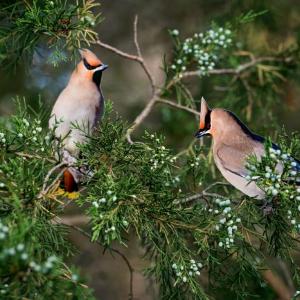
49, 81, 103, 155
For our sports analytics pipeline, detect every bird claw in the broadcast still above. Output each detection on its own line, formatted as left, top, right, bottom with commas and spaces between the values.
261, 200, 274, 216
61, 149, 94, 183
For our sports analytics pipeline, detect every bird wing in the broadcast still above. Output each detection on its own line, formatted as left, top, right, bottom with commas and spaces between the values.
216, 142, 264, 179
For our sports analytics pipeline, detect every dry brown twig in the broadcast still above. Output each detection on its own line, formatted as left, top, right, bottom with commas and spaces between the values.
93, 16, 294, 298
95, 17, 291, 144
54, 218, 135, 300
37, 161, 67, 199
174, 181, 230, 205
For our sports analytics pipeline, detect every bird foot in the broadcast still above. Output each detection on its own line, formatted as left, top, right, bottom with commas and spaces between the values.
261, 200, 274, 216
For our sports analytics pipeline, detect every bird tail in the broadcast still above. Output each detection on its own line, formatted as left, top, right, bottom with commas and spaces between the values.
63, 169, 78, 193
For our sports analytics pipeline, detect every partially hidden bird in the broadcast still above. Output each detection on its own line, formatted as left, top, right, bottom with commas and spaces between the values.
195, 98, 300, 199
49, 49, 108, 192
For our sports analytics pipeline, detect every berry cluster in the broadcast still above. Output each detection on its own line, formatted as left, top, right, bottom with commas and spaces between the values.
170, 26, 233, 77
172, 259, 203, 284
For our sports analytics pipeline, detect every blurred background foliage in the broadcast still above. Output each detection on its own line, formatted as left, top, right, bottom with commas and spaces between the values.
0, 0, 300, 299
0, 0, 299, 142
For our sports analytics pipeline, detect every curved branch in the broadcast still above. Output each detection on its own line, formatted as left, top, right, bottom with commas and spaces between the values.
96, 39, 142, 62
38, 161, 67, 199
109, 248, 134, 300
166, 56, 292, 90
96, 15, 155, 96
126, 96, 157, 143
126, 96, 200, 143
175, 182, 231, 205
96, 17, 292, 144
59, 221, 135, 300
133, 15, 156, 94
156, 98, 200, 116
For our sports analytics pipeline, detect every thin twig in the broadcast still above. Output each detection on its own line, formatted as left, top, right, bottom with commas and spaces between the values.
156, 98, 200, 116
37, 162, 67, 199
202, 181, 231, 193
262, 269, 293, 300
96, 40, 142, 62
133, 15, 156, 94
175, 182, 230, 205
16, 151, 56, 163
133, 15, 142, 58
96, 18, 292, 144
126, 96, 158, 143
55, 215, 90, 226
63, 222, 135, 300
166, 56, 292, 90
96, 15, 155, 95
109, 248, 134, 300
176, 191, 227, 205
126, 95, 201, 143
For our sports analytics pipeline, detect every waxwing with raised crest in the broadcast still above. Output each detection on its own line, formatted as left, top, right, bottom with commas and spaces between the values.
195, 98, 300, 199
49, 49, 108, 192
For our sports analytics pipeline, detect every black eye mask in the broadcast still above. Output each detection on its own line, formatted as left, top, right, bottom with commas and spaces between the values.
83, 58, 101, 70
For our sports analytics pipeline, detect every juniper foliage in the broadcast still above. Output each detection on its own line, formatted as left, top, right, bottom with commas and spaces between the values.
0, 0, 101, 68
0, 2, 300, 300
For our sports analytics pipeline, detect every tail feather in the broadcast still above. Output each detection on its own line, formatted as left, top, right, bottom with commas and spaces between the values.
63, 169, 78, 193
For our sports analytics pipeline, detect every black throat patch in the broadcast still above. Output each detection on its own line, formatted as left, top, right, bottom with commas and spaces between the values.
92, 71, 102, 89
204, 110, 212, 130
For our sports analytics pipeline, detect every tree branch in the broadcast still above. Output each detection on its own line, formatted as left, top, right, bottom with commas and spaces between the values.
156, 98, 200, 116
175, 182, 230, 205
96, 39, 142, 62
96, 15, 155, 96
166, 56, 292, 90
37, 161, 67, 199
262, 269, 293, 300
16, 151, 56, 163
126, 95, 158, 143
133, 15, 156, 94
55, 218, 135, 300
95, 17, 292, 144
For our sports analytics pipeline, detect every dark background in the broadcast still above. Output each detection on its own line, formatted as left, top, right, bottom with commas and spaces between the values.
1, 1, 299, 299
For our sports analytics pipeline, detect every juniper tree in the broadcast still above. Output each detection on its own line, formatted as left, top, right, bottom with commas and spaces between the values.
0, 1, 300, 300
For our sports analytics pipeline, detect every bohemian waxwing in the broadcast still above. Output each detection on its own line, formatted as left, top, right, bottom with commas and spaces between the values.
49, 49, 108, 192
195, 98, 300, 199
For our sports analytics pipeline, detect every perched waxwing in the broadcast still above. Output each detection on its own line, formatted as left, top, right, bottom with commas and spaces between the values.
195, 98, 300, 199
49, 49, 108, 192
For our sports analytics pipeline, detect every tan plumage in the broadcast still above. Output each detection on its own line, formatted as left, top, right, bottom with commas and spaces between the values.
49, 49, 108, 192
195, 98, 267, 199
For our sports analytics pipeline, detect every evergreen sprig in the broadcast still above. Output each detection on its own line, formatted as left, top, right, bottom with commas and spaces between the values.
75, 106, 300, 299
0, 2, 299, 299
0, 100, 94, 299
0, 0, 102, 68
0, 97, 300, 299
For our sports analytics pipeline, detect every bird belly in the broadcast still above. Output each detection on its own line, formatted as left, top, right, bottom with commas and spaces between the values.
214, 156, 265, 199
49, 88, 102, 155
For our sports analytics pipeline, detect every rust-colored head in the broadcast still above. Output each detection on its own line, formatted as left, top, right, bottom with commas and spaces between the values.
73, 49, 108, 83
79, 48, 103, 67
195, 99, 254, 141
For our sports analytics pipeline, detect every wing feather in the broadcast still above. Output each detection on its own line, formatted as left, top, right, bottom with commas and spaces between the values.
216, 142, 264, 179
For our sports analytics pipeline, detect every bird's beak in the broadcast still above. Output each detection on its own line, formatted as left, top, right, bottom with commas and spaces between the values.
195, 129, 209, 138
94, 64, 108, 72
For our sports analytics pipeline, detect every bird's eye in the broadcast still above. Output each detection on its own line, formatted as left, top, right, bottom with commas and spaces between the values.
83, 58, 101, 70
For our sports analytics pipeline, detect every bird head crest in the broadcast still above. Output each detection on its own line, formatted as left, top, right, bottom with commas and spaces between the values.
73, 49, 108, 85
79, 49, 108, 72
